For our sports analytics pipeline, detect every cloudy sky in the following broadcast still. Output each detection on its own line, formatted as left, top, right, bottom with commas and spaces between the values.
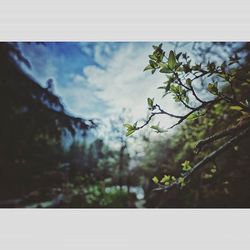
18, 42, 194, 131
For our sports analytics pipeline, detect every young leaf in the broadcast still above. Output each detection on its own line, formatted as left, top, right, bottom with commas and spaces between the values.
208, 83, 218, 95
168, 50, 176, 70
157, 86, 166, 90
165, 82, 171, 92
181, 160, 192, 172
178, 177, 186, 187
123, 124, 133, 130
144, 65, 153, 71
147, 97, 154, 108
159, 67, 172, 74
124, 123, 136, 136
186, 78, 192, 86
150, 125, 167, 133
160, 175, 170, 183
149, 60, 158, 68
149, 54, 157, 61
152, 176, 159, 184
230, 106, 243, 111
126, 129, 135, 136
187, 112, 200, 121
171, 176, 176, 182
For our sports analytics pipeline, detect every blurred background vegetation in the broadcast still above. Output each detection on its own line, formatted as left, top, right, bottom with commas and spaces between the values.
0, 42, 250, 208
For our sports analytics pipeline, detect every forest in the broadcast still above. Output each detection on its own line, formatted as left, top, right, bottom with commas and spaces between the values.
0, 42, 250, 208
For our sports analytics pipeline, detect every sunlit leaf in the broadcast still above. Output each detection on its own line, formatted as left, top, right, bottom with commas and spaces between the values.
168, 50, 176, 70
152, 176, 159, 184
230, 105, 243, 111
160, 175, 170, 183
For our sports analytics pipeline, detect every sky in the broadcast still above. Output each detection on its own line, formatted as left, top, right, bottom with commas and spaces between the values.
18, 42, 194, 132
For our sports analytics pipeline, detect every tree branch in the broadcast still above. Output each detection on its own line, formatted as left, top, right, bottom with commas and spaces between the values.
156, 126, 250, 192
196, 120, 250, 153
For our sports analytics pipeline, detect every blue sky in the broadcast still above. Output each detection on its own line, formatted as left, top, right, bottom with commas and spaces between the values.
18, 42, 196, 131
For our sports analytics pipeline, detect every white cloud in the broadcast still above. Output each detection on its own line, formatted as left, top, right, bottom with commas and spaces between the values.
56, 73, 109, 119
80, 42, 183, 129
19, 42, 191, 131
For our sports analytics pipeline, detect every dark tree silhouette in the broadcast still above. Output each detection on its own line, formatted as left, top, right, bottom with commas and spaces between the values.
0, 43, 96, 205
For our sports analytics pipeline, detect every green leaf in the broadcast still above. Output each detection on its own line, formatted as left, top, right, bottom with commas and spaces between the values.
126, 129, 135, 136
124, 123, 133, 129
152, 176, 159, 184
171, 176, 176, 182
160, 175, 170, 183
170, 84, 179, 94
143, 65, 153, 71
208, 83, 218, 95
159, 67, 172, 74
165, 82, 171, 92
168, 50, 176, 70
149, 60, 158, 68
180, 182, 186, 187
124, 123, 136, 136
147, 97, 154, 108
181, 160, 192, 172
186, 78, 192, 86
178, 177, 186, 187
149, 54, 157, 60
150, 125, 167, 133
123, 124, 129, 129
187, 112, 200, 121
230, 105, 243, 111
160, 82, 171, 96
152, 43, 162, 50
178, 177, 185, 184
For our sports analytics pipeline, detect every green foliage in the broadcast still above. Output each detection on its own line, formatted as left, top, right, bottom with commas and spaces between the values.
152, 176, 159, 184
181, 160, 192, 172
150, 123, 167, 133
147, 97, 154, 110
168, 50, 176, 70
124, 123, 137, 136
187, 111, 204, 121
62, 178, 132, 208
229, 105, 243, 111
2, 42, 250, 208
208, 82, 219, 95
136, 42, 250, 208
144, 43, 165, 74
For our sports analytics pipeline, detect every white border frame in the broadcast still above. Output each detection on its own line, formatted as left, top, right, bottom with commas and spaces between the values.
1, 0, 250, 249
0, 0, 250, 41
